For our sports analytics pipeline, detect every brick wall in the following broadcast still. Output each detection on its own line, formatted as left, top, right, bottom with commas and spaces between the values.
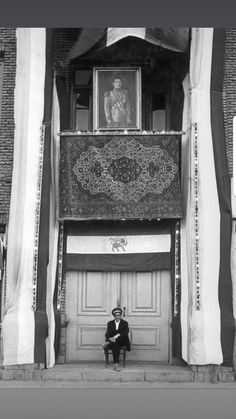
0, 28, 16, 225
223, 28, 236, 177
54, 28, 78, 88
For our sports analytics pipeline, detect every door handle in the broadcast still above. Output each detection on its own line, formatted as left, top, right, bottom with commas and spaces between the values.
123, 307, 126, 317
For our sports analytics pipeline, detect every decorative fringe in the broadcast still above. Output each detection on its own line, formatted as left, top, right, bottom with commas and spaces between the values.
59, 130, 185, 136
174, 220, 181, 317
57, 221, 64, 311
194, 122, 200, 310
32, 124, 45, 311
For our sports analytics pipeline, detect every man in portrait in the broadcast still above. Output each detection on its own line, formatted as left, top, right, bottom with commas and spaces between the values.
104, 76, 132, 128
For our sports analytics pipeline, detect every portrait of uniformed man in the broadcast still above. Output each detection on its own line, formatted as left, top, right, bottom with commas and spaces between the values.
104, 75, 132, 128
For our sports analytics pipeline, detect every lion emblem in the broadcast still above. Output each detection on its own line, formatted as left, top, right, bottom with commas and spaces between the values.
109, 236, 128, 252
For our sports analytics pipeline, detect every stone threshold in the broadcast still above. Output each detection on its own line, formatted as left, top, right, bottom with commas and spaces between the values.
0, 363, 234, 383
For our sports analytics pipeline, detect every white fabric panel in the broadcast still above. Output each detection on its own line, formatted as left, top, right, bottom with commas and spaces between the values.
107, 28, 146, 46
67, 234, 171, 254
180, 74, 192, 362
187, 28, 222, 364
2, 28, 46, 365
45, 76, 60, 368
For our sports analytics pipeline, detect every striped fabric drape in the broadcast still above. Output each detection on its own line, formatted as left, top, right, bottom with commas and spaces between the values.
180, 73, 192, 363
183, 28, 222, 365
45, 76, 60, 368
210, 29, 235, 366
34, 29, 55, 365
65, 220, 172, 272
181, 28, 234, 366
2, 29, 46, 365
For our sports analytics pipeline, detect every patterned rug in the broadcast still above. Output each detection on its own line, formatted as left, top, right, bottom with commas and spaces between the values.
59, 134, 182, 219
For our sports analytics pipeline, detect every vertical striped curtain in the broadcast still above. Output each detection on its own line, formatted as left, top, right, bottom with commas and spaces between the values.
231, 221, 236, 316
181, 28, 234, 365
45, 76, 60, 368
181, 28, 221, 364
33, 29, 55, 365
2, 29, 46, 365
210, 29, 235, 366
180, 73, 192, 362
231, 220, 236, 368
189, 28, 222, 364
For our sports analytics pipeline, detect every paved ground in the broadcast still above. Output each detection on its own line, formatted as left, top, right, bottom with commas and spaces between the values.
0, 379, 236, 388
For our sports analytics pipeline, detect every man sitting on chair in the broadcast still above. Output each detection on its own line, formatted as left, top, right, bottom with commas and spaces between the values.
104, 307, 131, 371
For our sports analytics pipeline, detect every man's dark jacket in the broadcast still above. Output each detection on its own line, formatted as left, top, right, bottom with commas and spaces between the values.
105, 319, 131, 351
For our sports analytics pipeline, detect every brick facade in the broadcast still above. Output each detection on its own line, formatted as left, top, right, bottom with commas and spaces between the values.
0, 28, 16, 225
54, 28, 78, 84
223, 28, 236, 177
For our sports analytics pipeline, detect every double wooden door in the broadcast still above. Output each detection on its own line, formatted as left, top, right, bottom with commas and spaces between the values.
65, 270, 171, 362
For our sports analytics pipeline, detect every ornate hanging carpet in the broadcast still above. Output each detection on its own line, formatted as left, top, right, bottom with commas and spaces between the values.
59, 134, 182, 219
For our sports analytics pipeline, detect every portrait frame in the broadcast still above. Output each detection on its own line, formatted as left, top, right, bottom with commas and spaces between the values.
93, 67, 142, 131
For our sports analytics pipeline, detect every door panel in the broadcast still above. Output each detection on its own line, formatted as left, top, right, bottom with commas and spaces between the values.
126, 271, 160, 315
121, 271, 170, 362
65, 270, 170, 363
66, 271, 119, 362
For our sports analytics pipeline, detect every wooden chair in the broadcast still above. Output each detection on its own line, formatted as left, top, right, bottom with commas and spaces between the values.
104, 345, 127, 367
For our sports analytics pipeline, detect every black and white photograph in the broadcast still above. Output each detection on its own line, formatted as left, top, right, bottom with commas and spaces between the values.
1, 26, 236, 418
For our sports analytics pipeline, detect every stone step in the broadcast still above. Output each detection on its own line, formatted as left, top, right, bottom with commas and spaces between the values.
0, 363, 194, 383
0, 363, 234, 383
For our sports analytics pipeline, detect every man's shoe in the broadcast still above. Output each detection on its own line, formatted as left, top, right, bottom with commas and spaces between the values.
114, 363, 121, 371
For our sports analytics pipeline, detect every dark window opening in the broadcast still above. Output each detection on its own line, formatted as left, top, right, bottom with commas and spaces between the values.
70, 37, 189, 132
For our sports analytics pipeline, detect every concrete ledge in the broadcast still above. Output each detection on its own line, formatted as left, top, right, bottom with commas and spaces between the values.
146, 371, 193, 383
0, 363, 234, 384
3, 363, 44, 370
41, 368, 83, 381
215, 366, 235, 383
0, 369, 43, 381
82, 369, 145, 382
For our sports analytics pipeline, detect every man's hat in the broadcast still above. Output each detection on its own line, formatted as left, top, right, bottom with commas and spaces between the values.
112, 307, 122, 316
111, 73, 123, 82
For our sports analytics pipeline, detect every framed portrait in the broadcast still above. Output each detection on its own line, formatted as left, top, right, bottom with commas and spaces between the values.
93, 67, 141, 131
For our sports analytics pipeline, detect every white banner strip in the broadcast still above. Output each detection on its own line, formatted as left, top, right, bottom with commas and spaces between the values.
67, 234, 171, 254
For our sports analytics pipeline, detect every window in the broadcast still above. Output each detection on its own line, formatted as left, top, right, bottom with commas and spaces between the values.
71, 70, 92, 131
152, 93, 166, 131
70, 38, 188, 132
